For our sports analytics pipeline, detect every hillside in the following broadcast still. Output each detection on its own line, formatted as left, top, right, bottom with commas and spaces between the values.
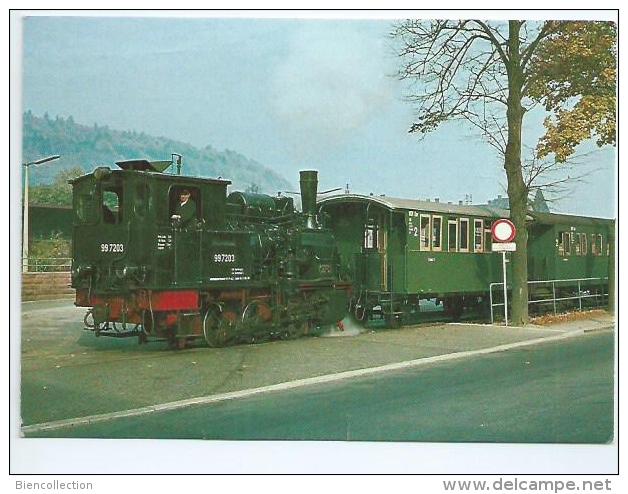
22, 111, 291, 193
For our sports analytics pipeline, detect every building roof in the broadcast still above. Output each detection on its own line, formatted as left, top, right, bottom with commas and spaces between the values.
482, 190, 550, 213
29, 203, 72, 210
530, 211, 614, 227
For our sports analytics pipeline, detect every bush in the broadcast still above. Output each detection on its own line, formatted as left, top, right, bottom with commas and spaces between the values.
30, 232, 71, 259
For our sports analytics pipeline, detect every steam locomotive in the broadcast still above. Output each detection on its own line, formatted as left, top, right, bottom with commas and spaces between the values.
70, 157, 351, 348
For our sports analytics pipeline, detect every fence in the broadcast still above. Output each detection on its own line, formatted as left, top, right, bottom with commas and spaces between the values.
25, 257, 72, 273
489, 277, 609, 324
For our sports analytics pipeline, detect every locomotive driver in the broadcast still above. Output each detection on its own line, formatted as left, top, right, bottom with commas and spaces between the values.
175, 189, 196, 227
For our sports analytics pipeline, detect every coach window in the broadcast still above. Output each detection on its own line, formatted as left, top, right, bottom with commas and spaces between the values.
102, 188, 122, 224
598, 234, 604, 256
559, 232, 571, 256
432, 216, 442, 251
580, 233, 588, 256
459, 218, 469, 252
563, 232, 572, 255
364, 222, 378, 250
575, 233, 582, 255
484, 226, 492, 254
447, 219, 458, 252
420, 214, 431, 251
474, 219, 484, 252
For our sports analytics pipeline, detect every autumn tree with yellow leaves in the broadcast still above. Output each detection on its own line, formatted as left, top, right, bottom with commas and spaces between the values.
393, 19, 616, 325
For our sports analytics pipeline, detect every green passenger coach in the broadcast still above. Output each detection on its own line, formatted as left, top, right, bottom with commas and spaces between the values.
319, 194, 612, 325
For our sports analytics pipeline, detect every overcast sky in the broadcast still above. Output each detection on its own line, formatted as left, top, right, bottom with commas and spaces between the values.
21, 16, 616, 217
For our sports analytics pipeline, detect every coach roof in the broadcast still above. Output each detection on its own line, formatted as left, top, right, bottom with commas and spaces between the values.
318, 193, 531, 220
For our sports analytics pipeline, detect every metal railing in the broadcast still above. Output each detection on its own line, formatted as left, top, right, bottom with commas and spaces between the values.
490, 277, 608, 324
24, 257, 72, 273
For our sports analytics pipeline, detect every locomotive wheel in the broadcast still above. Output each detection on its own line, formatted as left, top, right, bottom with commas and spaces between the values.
202, 306, 230, 347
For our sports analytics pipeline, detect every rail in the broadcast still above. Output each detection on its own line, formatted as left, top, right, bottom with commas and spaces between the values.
24, 257, 72, 273
489, 277, 608, 324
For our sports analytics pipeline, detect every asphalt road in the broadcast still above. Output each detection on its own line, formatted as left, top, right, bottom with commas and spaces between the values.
29, 330, 614, 443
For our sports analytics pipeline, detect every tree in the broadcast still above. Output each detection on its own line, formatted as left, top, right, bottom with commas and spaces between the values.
392, 19, 616, 325
527, 22, 616, 163
29, 166, 85, 206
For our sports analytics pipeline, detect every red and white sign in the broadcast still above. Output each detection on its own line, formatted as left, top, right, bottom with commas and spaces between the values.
491, 219, 517, 243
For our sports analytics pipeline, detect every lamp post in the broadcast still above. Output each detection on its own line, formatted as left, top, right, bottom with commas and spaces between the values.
22, 155, 61, 273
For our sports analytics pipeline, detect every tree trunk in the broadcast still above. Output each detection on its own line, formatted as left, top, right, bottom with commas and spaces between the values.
504, 21, 529, 326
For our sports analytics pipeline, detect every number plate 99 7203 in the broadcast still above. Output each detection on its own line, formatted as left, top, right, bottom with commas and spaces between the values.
100, 243, 124, 253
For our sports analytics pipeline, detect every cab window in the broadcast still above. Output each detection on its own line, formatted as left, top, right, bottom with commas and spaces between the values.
134, 182, 149, 219
76, 193, 96, 224
169, 186, 201, 226
102, 188, 122, 224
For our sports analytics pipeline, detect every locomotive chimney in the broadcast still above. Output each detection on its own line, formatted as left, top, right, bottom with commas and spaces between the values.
299, 170, 318, 229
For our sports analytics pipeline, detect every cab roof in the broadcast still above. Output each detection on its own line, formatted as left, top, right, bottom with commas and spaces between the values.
116, 159, 173, 172
69, 164, 231, 186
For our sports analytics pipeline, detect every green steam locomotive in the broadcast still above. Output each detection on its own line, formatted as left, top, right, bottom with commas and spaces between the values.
70, 157, 351, 348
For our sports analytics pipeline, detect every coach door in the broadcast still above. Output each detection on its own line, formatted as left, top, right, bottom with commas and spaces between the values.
380, 216, 388, 291
363, 211, 388, 291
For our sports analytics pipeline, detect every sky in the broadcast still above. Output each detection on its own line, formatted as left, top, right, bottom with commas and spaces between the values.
21, 15, 616, 218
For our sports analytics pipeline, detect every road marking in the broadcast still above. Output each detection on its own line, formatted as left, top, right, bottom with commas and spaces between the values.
22, 328, 590, 435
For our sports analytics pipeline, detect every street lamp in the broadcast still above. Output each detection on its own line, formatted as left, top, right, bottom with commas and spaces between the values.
22, 155, 61, 273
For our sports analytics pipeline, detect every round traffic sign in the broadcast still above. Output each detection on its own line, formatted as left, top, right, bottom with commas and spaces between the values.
492, 219, 517, 242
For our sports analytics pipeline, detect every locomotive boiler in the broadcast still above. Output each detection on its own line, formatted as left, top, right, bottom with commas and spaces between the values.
70, 158, 351, 348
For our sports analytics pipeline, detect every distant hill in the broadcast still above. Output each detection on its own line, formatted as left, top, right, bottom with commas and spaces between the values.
22, 111, 291, 193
